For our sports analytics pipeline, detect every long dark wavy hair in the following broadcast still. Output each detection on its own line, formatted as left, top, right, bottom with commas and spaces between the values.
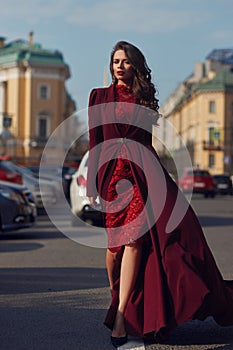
110, 41, 159, 112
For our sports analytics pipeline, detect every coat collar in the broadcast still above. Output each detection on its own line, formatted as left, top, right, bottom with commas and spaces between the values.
104, 84, 115, 103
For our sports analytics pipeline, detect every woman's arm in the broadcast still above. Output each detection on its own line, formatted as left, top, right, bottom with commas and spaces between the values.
86, 89, 104, 198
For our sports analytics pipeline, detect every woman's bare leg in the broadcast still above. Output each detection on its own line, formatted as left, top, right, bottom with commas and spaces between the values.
112, 242, 142, 337
106, 248, 123, 291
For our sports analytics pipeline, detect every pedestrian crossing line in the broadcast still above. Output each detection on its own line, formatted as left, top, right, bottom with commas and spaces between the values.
117, 337, 145, 349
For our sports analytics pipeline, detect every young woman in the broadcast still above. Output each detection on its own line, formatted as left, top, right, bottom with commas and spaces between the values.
87, 41, 233, 348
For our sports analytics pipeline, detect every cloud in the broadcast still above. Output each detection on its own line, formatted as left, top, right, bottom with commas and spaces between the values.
0, 0, 72, 23
67, 0, 207, 33
209, 30, 233, 45
0, 0, 208, 33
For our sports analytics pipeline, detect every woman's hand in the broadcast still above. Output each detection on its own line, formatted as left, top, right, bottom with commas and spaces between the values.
88, 196, 98, 207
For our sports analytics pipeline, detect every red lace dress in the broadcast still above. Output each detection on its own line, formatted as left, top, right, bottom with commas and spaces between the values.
105, 84, 147, 252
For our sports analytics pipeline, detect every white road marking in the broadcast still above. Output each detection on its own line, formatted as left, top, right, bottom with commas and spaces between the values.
118, 337, 145, 349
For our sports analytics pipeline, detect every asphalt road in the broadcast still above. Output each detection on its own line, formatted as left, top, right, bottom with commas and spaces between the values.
0, 195, 233, 350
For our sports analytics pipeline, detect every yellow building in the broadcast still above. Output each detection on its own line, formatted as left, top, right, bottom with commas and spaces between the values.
160, 50, 233, 176
0, 33, 76, 164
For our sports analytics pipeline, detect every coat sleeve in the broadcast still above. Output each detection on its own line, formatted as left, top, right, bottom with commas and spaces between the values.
86, 88, 104, 197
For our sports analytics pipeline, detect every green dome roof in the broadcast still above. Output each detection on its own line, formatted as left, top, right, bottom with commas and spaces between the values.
195, 71, 233, 92
0, 39, 67, 67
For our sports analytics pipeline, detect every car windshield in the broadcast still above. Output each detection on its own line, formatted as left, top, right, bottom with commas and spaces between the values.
0, 160, 35, 176
0, 160, 16, 172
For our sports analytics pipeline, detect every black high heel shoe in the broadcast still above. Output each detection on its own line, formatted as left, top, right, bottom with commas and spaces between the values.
110, 334, 128, 348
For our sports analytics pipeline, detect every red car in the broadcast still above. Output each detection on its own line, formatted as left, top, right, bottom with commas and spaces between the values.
179, 168, 216, 198
0, 161, 23, 185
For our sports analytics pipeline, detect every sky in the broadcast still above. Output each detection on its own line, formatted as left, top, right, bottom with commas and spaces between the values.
0, 0, 232, 111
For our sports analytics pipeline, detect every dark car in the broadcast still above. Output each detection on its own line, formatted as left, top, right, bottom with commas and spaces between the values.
62, 166, 77, 201
0, 180, 37, 233
213, 174, 233, 195
28, 164, 77, 201
179, 168, 216, 198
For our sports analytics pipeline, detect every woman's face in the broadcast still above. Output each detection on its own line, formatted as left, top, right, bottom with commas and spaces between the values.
112, 49, 134, 85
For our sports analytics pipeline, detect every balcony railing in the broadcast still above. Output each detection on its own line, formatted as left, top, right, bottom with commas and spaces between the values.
30, 136, 48, 148
203, 140, 224, 151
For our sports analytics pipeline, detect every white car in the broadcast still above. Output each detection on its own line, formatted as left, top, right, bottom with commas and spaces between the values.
70, 151, 102, 226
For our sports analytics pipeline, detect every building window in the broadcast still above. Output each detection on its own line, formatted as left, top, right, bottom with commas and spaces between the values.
209, 127, 221, 144
231, 102, 233, 116
209, 100, 215, 114
209, 127, 215, 143
38, 118, 47, 138
37, 112, 50, 139
208, 154, 215, 168
38, 84, 50, 100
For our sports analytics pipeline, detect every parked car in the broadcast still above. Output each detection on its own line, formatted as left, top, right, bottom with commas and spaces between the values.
179, 168, 216, 198
62, 166, 77, 201
0, 180, 37, 233
213, 174, 233, 195
70, 151, 103, 226
28, 164, 72, 198
28, 164, 69, 180
0, 160, 57, 209
0, 159, 23, 184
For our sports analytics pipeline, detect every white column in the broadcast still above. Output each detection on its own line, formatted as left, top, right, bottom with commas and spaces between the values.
0, 82, 6, 134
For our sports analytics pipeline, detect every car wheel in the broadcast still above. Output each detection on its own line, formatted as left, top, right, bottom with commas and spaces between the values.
84, 218, 95, 225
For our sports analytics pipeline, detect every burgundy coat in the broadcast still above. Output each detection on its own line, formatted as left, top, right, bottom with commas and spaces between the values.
87, 84, 233, 339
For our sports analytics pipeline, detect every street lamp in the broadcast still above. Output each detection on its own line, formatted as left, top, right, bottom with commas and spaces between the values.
0, 112, 14, 155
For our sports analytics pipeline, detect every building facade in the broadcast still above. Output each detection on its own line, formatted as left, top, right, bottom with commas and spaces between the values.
0, 33, 76, 163
158, 49, 233, 176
